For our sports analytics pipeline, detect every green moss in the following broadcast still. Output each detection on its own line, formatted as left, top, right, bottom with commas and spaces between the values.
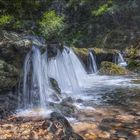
13, 20, 24, 29
92, 48, 116, 54
92, 48, 104, 54
72, 47, 88, 59
99, 61, 128, 75
92, 0, 112, 16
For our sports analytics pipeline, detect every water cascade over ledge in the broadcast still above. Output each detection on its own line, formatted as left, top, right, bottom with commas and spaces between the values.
117, 52, 127, 67
88, 49, 98, 73
48, 47, 87, 94
19, 45, 60, 111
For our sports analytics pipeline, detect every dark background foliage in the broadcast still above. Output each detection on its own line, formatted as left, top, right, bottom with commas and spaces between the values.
0, 0, 140, 48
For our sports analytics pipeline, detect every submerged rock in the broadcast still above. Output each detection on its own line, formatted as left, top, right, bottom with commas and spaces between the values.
99, 61, 129, 75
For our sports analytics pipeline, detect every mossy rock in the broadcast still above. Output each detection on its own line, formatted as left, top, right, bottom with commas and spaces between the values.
127, 60, 140, 70
72, 47, 88, 59
50, 100, 75, 117
73, 47, 117, 69
99, 61, 129, 75
0, 60, 19, 90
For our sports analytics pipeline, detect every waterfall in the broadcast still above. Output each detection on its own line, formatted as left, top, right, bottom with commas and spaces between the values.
48, 47, 87, 94
88, 50, 98, 73
117, 52, 127, 67
20, 45, 58, 110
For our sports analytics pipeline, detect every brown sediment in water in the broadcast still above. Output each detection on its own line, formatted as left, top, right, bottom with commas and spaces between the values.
0, 105, 140, 140
72, 106, 140, 140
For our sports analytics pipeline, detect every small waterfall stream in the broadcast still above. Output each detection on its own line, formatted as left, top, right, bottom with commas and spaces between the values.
19, 45, 59, 111
88, 50, 98, 73
117, 52, 127, 67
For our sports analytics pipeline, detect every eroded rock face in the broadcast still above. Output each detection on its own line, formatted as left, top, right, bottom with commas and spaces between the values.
0, 60, 19, 90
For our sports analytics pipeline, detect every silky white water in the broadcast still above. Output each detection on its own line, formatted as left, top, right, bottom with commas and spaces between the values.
19, 45, 59, 111
88, 50, 98, 73
118, 52, 127, 67
48, 47, 87, 94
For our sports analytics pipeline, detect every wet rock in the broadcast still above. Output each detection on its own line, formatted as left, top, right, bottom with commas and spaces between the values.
115, 129, 130, 139
47, 43, 63, 58
49, 99, 75, 117
62, 97, 74, 104
76, 99, 83, 103
49, 78, 61, 95
50, 112, 84, 140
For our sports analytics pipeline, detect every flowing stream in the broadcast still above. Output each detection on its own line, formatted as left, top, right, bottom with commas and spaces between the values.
17, 46, 140, 124
88, 49, 98, 73
117, 52, 127, 67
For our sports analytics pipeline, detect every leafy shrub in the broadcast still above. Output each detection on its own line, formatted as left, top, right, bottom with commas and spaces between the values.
39, 11, 65, 40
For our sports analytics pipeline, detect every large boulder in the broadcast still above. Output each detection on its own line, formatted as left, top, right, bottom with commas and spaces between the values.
99, 61, 129, 75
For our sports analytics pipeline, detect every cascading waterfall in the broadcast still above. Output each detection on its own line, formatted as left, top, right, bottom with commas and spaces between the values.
48, 47, 87, 94
117, 52, 127, 67
19, 45, 58, 110
88, 50, 98, 73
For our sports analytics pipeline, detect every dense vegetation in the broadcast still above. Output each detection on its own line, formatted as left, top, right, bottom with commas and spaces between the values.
0, 0, 140, 48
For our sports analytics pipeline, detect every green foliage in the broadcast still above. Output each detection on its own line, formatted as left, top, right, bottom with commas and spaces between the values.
127, 60, 140, 70
13, 20, 24, 29
0, 0, 139, 47
39, 11, 65, 40
0, 15, 14, 26
92, 0, 113, 16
